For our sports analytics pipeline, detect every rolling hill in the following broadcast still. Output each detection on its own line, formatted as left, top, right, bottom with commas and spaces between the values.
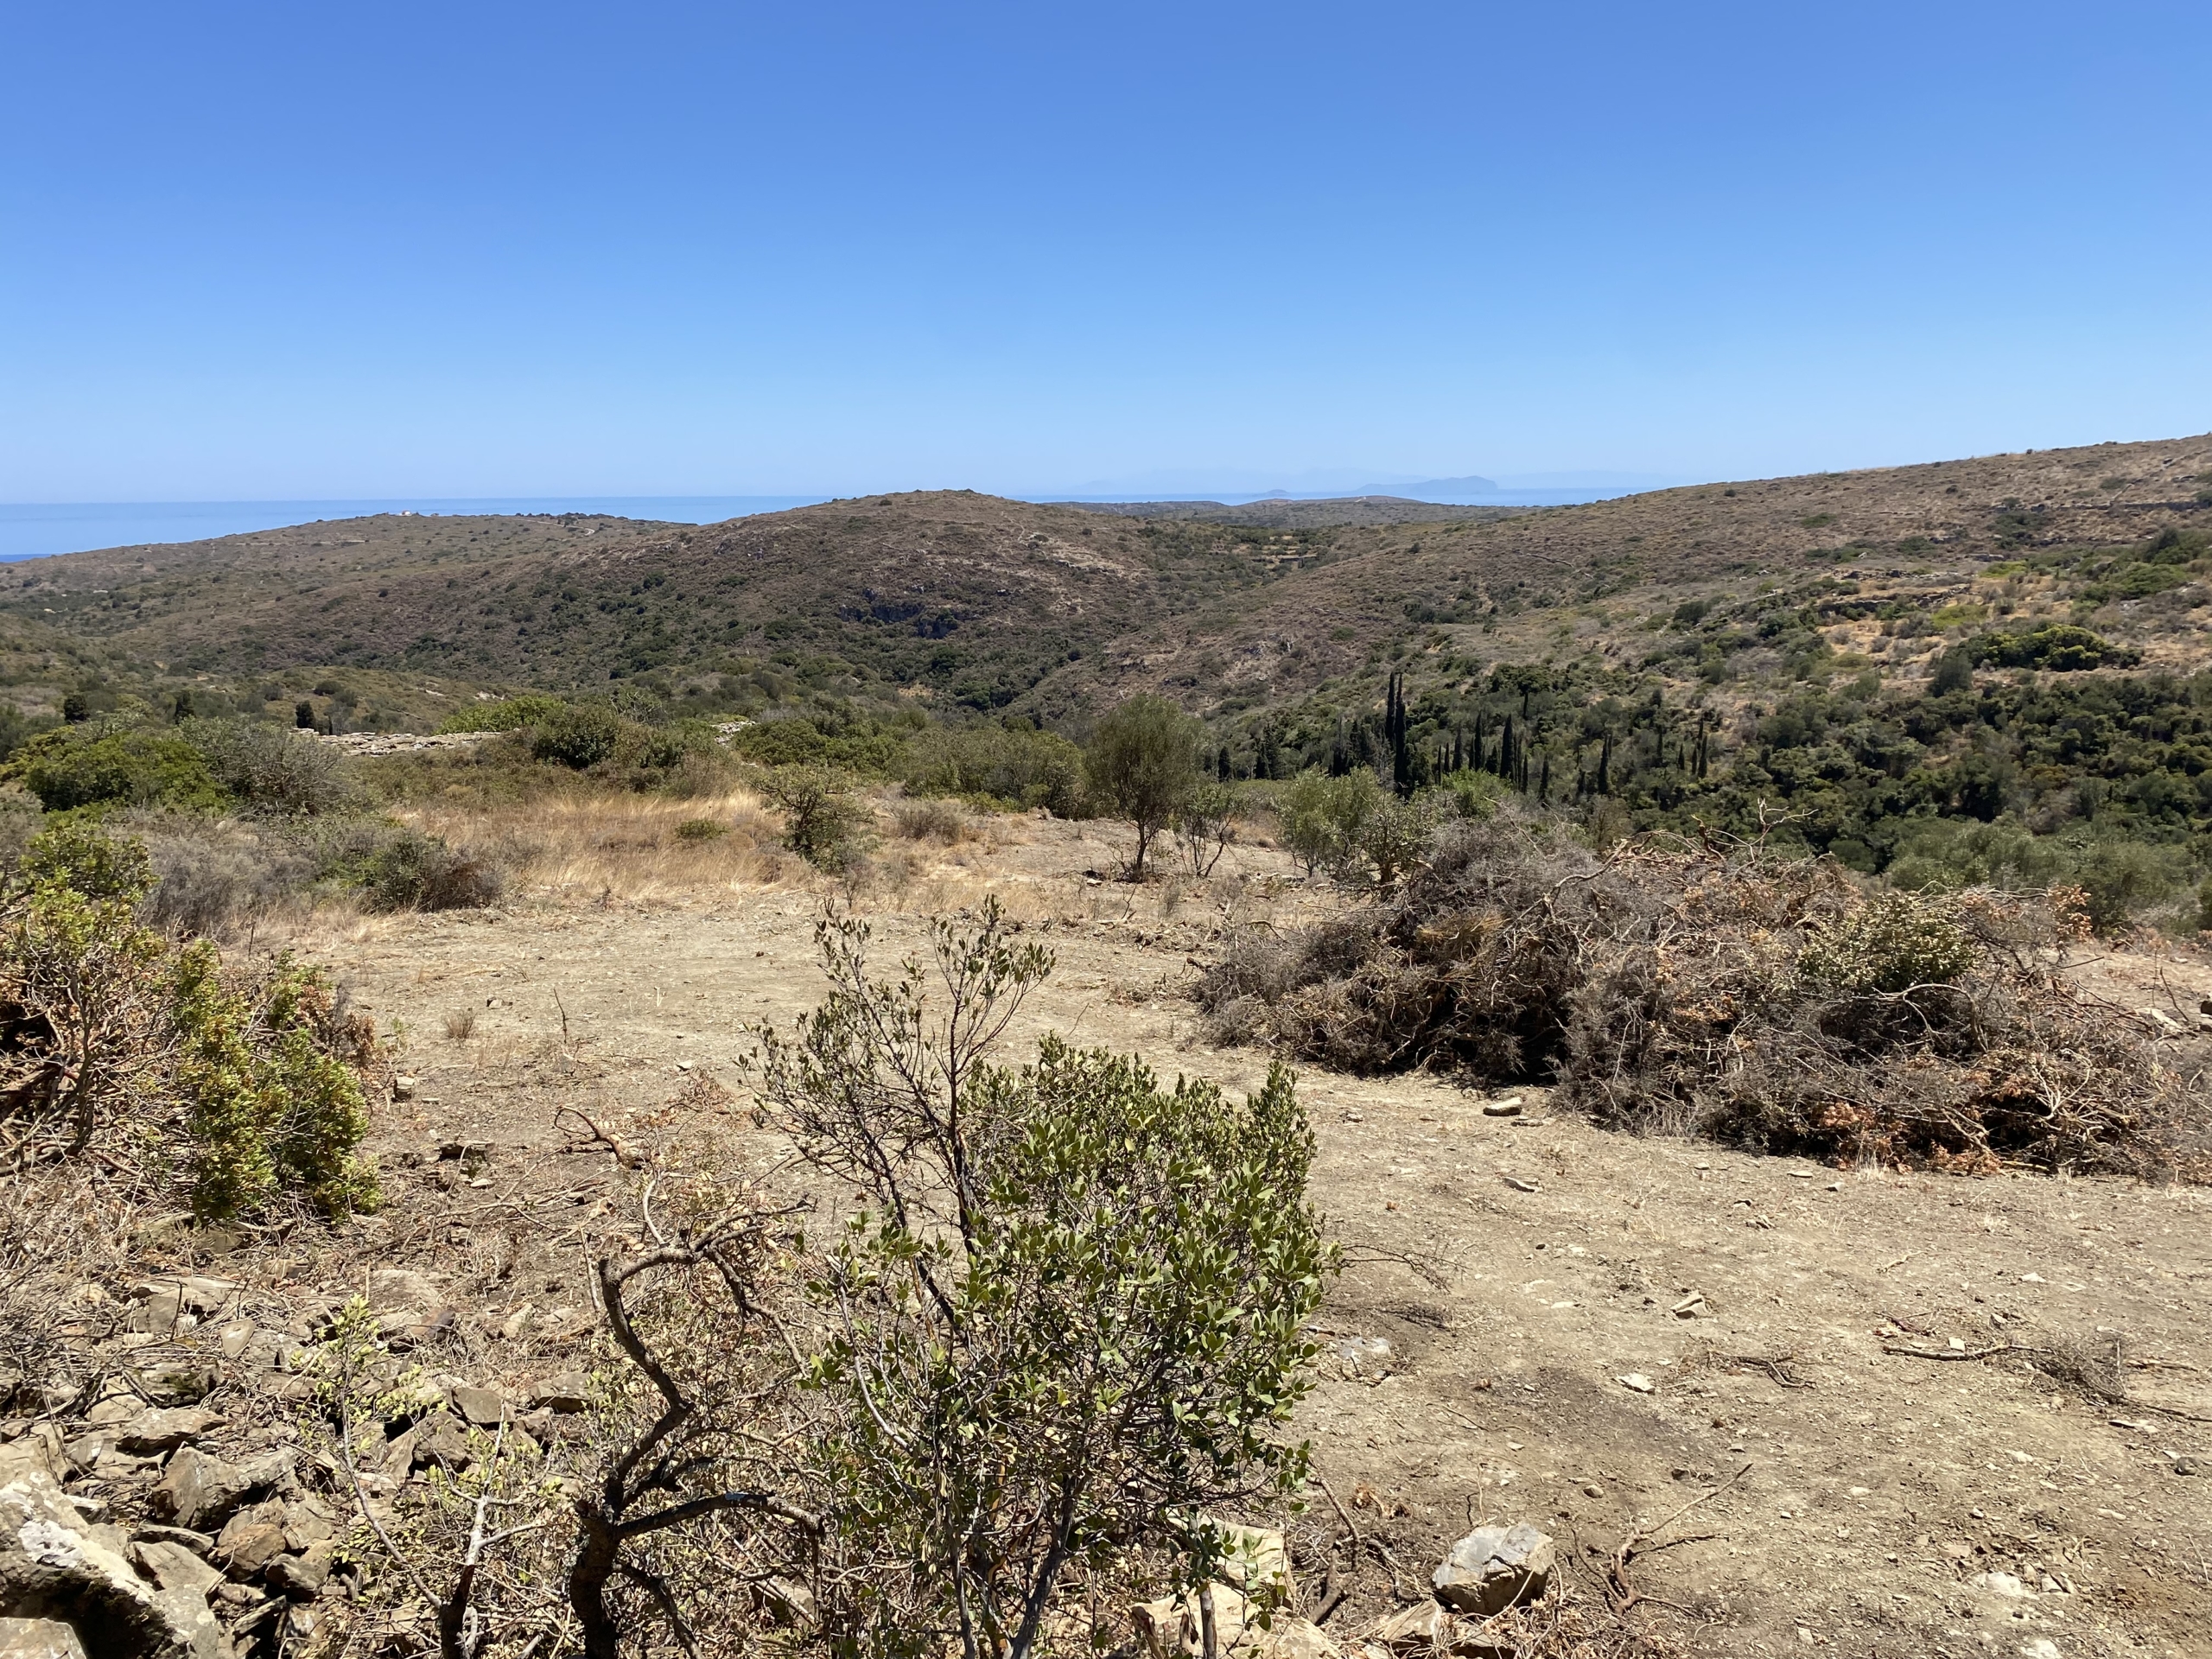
0, 434, 2206, 736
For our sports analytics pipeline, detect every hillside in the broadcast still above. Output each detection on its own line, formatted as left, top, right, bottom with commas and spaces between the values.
1058, 495, 1525, 529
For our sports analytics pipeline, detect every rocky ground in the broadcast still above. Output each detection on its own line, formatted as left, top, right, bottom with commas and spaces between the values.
4, 809, 2209, 1658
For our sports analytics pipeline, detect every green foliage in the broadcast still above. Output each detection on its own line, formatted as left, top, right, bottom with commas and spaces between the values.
434, 693, 569, 734
3, 725, 226, 813
1967, 624, 2136, 671
4, 823, 378, 1219
900, 721, 1086, 815
22, 817, 154, 900
756, 906, 1330, 1657
1172, 780, 1243, 877
531, 703, 626, 769
760, 765, 868, 869
1434, 768, 1510, 821
1275, 767, 1382, 879
1798, 892, 1978, 995
674, 817, 728, 841
1085, 695, 1204, 879
1357, 791, 1440, 889
181, 718, 355, 815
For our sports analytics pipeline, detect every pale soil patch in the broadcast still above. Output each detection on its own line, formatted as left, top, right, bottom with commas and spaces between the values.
294, 811, 2212, 1659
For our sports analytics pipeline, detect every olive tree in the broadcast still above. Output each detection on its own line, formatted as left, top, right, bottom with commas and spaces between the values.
752, 904, 1332, 1659
1085, 695, 1203, 880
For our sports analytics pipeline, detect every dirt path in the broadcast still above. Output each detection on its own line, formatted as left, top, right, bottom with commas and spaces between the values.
302, 817, 2212, 1659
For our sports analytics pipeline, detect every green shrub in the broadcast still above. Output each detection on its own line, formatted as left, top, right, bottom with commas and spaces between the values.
1967, 624, 2136, 671
531, 703, 625, 769
900, 723, 1086, 816
3, 726, 226, 813
181, 718, 355, 815
675, 817, 728, 841
1086, 696, 1204, 880
1276, 767, 1382, 878
349, 825, 503, 912
1799, 892, 1977, 995
761, 766, 868, 869
3, 823, 378, 1220
435, 694, 569, 734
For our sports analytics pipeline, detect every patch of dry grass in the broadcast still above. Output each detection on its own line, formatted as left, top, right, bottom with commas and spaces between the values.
407, 788, 799, 903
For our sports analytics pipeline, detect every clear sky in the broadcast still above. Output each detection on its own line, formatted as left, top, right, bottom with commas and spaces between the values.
3, 2, 2207, 502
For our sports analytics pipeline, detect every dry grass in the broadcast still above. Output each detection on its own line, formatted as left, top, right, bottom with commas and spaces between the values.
406, 787, 800, 903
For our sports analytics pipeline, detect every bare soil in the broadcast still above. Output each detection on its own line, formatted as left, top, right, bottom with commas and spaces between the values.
304, 812, 2212, 1659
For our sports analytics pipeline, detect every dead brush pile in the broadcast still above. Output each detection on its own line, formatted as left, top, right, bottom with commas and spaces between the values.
1200, 817, 2209, 1176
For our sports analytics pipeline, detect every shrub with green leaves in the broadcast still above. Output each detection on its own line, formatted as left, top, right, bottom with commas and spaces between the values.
1798, 891, 1978, 995
1086, 695, 1203, 880
1276, 767, 1382, 879
3, 725, 227, 813
760, 765, 868, 869
531, 703, 626, 769
435, 693, 570, 734
754, 906, 1331, 1656
1, 823, 381, 1220
900, 722, 1086, 816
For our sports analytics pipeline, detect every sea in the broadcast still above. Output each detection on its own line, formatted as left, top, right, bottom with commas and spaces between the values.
0, 483, 1639, 563
0, 497, 835, 563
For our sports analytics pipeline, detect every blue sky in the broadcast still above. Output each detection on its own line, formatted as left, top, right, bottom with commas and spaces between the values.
3, 2, 2207, 502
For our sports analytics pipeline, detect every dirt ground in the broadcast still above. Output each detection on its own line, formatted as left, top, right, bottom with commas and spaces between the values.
295, 810, 2212, 1659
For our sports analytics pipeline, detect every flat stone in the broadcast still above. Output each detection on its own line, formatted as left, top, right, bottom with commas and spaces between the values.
0, 1620, 90, 1659
264, 1544, 332, 1599
148, 1448, 292, 1534
130, 1527, 214, 1559
449, 1386, 505, 1427
1433, 1522, 1555, 1617
214, 1508, 289, 1577
366, 1269, 442, 1313
0, 1459, 221, 1658
114, 1409, 226, 1456
130, 1540, 222, 1599
532, 1373, 591, 1414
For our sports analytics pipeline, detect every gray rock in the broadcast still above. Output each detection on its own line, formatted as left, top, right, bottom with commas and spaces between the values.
130, 1527, 214, 1559
113, 1409, 226, 1456
132, 1368, 213, 1408
147, 1448, 291, 1534
0, 1620, 90, 1659
450, 1386, 506, 1427
410, 1411, 474, 1471
367, 1269, 441, 1313
264, 1544, 332, 1599
1432, 1522, 1554, 1618
130, 1541, 222, 1600
532, 1373, 591, 1414
0, 1459, 221, 1658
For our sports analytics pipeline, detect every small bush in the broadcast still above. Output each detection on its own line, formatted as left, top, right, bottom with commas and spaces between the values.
312, 819, 503, 912
761, 766, 868, 869
3, 725, 226, 813
2, 823, 381, 1219
899, 723, 1086, 816
892, 798, 967, 843
1798, 892, 1976, 995
444, 1008, 477, 1040
674, 817, 728, 842
435, 693, 569, 734
181, 718, 355, 815
1276, 767, 1382, 879
532, 703, 626, 769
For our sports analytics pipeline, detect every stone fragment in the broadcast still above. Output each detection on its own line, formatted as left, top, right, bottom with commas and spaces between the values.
114, 1409, 226, 1456
391, 1076, 420, 1101
130, 1541, 223, 1600
130, 1528, 214, 1559
532, 1373, 592, 1414
134, 1368, 214, 1408
450, 1386, 505, 1427
148, 1448, 292, 1534
0, 1620, 90, 1659
410, 1411, 474, 1471
367, 1269, 442, 1313
214, 1506, 289, 1578
1480, 1097, 1523, 1116
1370, 1601, 1510, 1658
1131, 1587, 1249, 1658
0, 1456, 221, 1658
1618, 1373, 1656, 1394
264, 1543, 333, 1599
1432, 1522, 1554, 1617
85, 1397, 140, 1428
